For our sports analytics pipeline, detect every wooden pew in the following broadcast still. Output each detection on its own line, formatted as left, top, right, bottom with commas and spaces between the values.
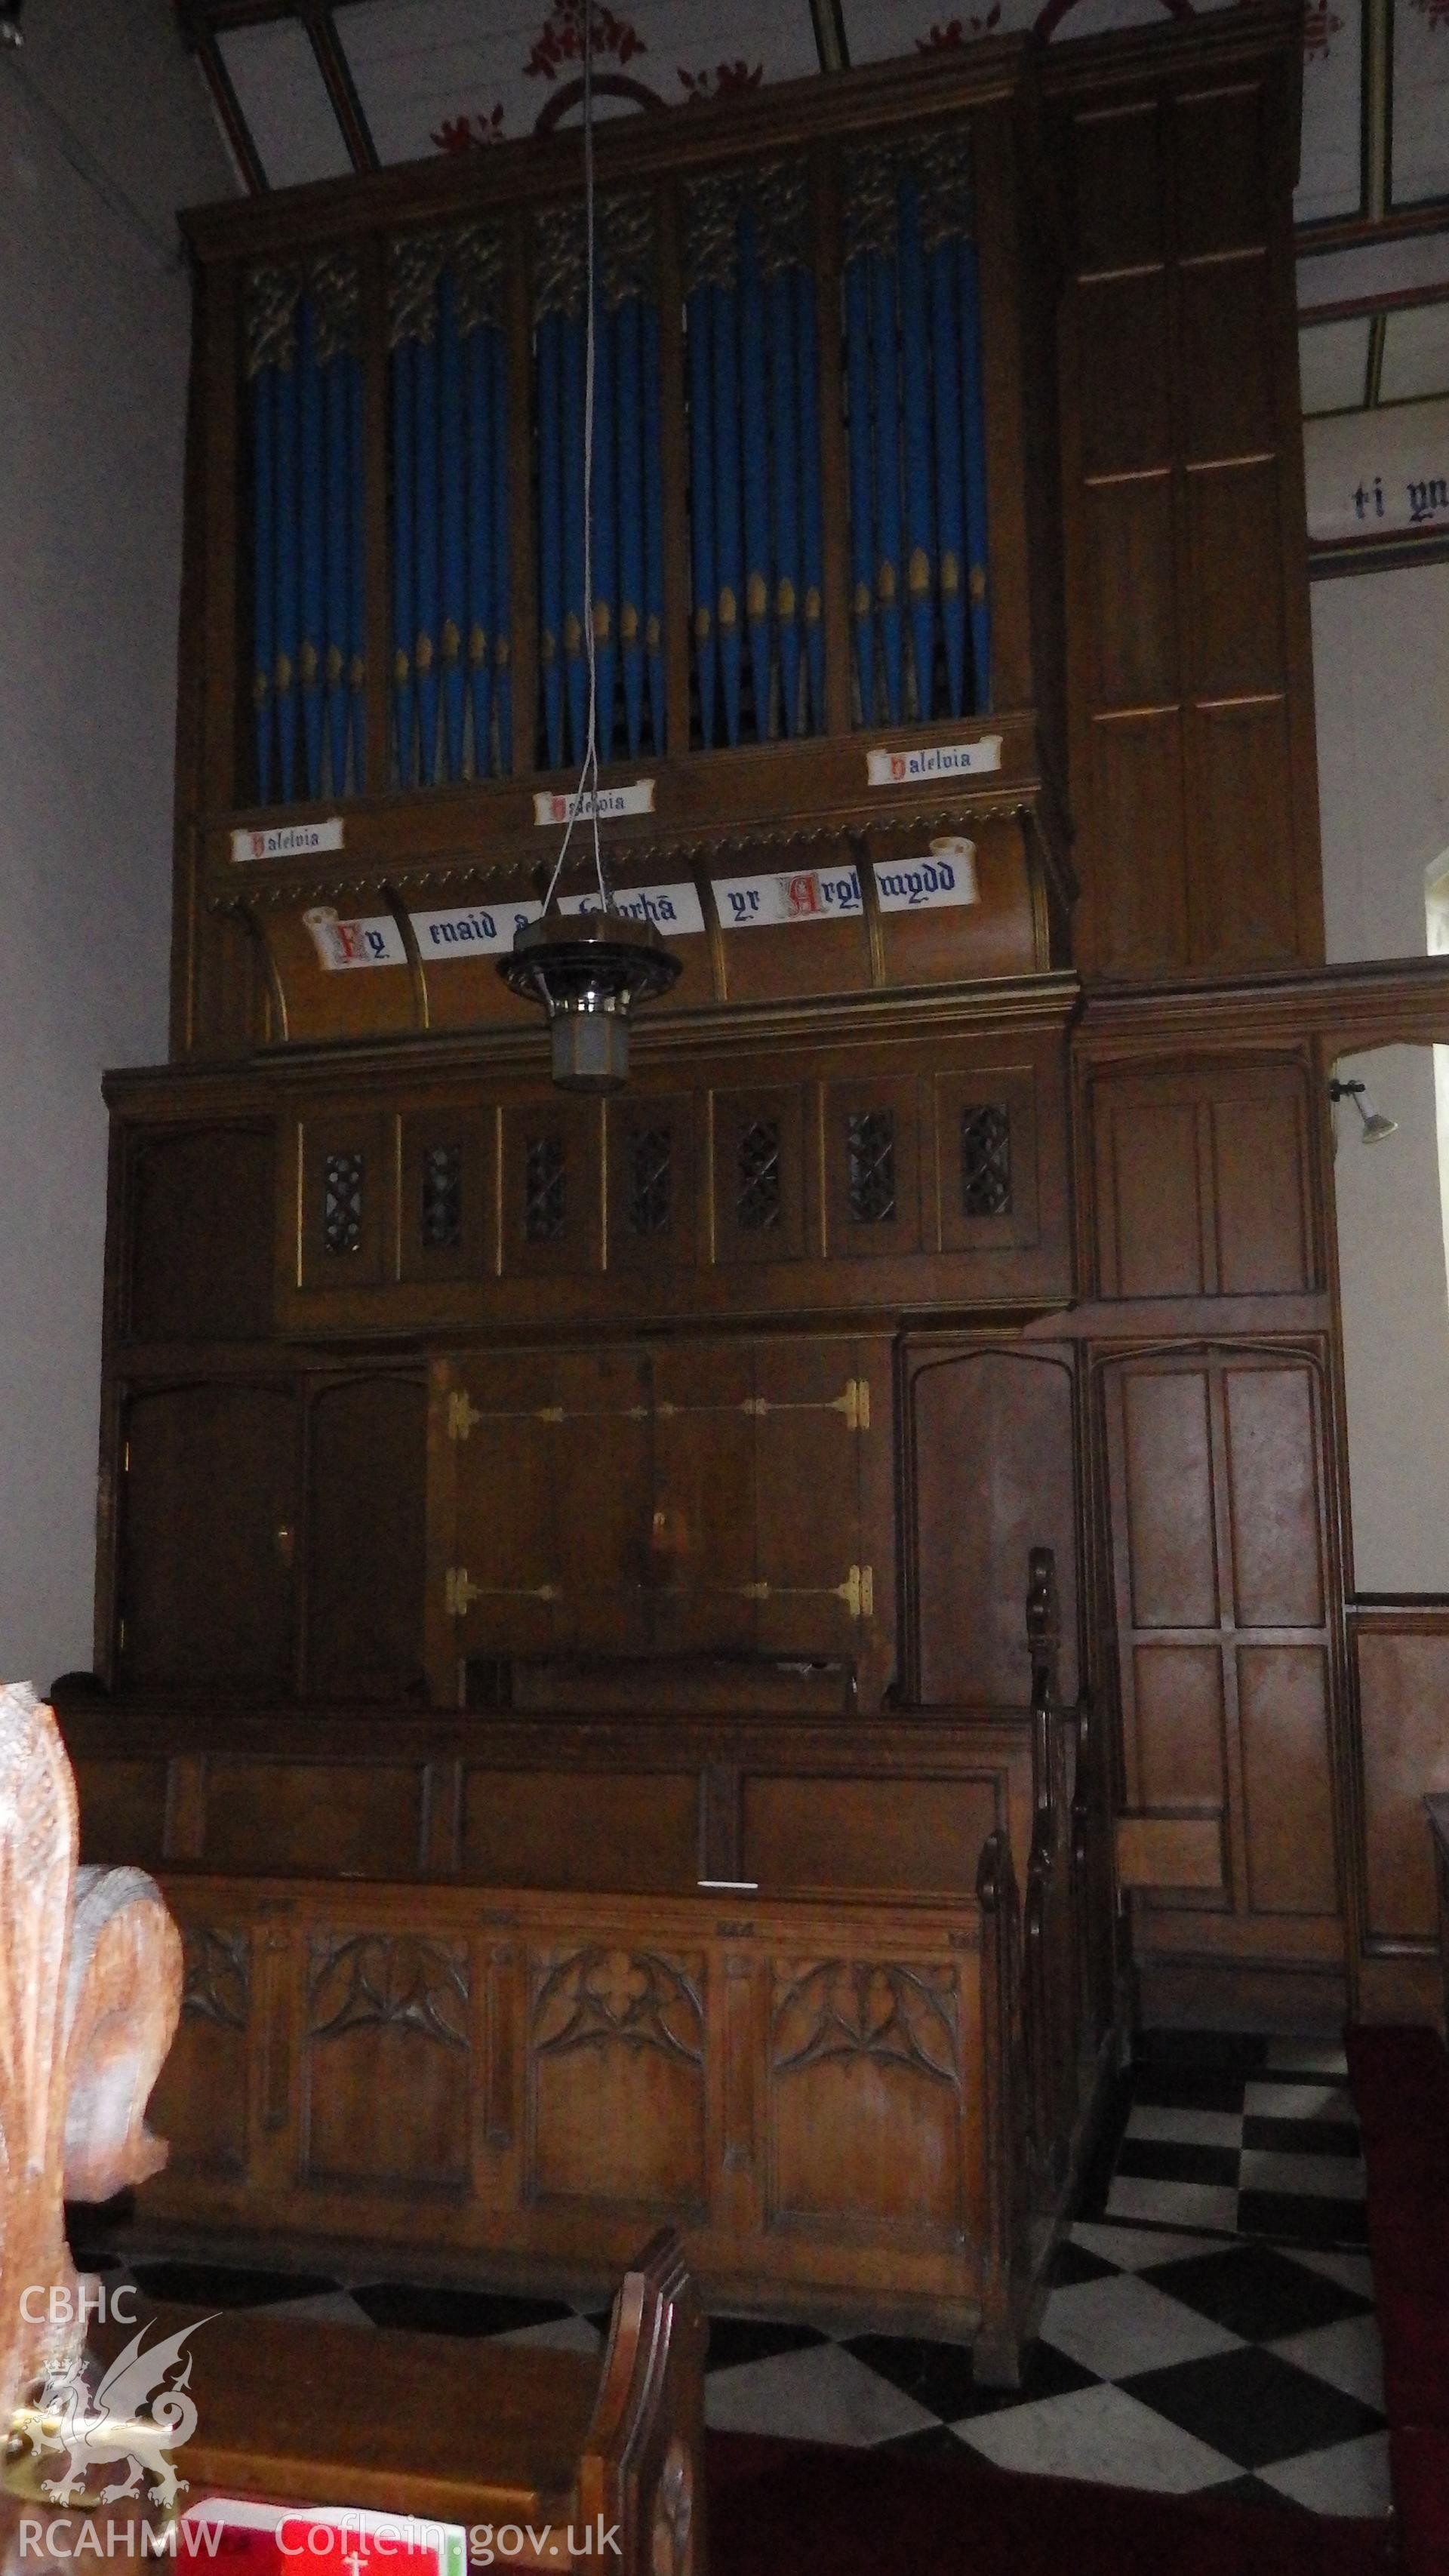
0, 1685, 706, 2576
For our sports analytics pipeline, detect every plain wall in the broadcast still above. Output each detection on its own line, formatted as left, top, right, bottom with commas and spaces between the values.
0, 4, 230, 1684
1312, 562, 1449, 1591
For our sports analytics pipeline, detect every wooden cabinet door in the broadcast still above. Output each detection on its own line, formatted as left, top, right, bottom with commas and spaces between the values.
442, 1346, 654, 1662
432, 1334, 893, 1696
1103, 1347, 1341, 1945
119, 1383, 299, 1690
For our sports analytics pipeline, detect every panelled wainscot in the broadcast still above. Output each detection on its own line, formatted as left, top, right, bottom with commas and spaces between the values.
63, 2, 1412, 2367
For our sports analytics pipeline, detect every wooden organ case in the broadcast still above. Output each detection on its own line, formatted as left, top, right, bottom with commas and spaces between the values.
73, 4, 1369, 2362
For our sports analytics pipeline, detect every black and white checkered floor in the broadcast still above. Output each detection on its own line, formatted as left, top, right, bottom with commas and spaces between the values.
84, 2032, 1385, 2519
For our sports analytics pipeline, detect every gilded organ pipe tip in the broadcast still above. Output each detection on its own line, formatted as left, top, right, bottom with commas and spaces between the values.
620, 603, 639, 642
746, 572, 768, 619
777, 578, 796, 620
469, 625, 489, 666
414, 633, 435, 672
718, 588, 737, 629
441, 620, 462, 664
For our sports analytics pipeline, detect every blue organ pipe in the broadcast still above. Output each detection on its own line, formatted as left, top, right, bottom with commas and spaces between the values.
958, 234, 991, 712
391, 337, 415, 786
297, 296, 325, 797
438, 267, 467, 783
795, 265, 825, 735
536, 309, 564, 768
323, 347, 349, 794
465, 319, 496, 779
274, 346, 300, 802
896, 174, 937, 722
843, 258, 876, 727
768, 263, 801, 738
251, 368, 275, 802
615, 294, 645, 759
737, 207, 771, 743
561, 308, 587, 760
928, 234, 966, 717
686, 285, 716, 747
711, 276, 742, 747
346, 350, 365, 788
413, 321, 441, 786
591, 290, 618, 759
491, 323, 511, 772
868, 248, 903, 725
641, 303, 665, 749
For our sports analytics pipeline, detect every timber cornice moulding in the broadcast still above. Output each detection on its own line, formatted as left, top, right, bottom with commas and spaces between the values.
103, 969, 1082, 1109
1077, 956, 1449, 1058
178, 36, 1039, 263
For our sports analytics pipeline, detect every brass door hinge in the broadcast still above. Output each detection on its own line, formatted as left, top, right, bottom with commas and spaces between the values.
734, 1564, 874, 1619
445, 1566, 558, 1617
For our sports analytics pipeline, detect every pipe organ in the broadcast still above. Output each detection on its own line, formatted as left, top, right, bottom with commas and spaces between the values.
77, 5, 1435, 2365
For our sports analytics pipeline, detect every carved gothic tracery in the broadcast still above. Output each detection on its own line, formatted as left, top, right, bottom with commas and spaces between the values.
309, 1934, 470, 2048
771, 1959, 959, 2084
533, 1947, 704, 2066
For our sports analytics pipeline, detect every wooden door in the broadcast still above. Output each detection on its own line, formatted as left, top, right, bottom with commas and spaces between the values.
908, 1343, 1078, 1707
1102, 1346, 1342, 1953
119, 1383, 298, 1690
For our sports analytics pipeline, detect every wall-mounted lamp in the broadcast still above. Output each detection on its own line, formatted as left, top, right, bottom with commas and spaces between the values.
1329, 1077, 1398, 1143
0, 2, 24, 49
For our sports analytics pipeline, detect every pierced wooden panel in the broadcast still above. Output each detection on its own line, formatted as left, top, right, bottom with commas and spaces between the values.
711, 1088, 807, 1265
933, 1066, 1038, 1253
127, 1125, 275, 1343
399, 1110, 491, 1283
823, 1079, 921, 1257
500, 1099, 602, 1279
298, 1110, 390, 1290
606, 1093, 696, 1275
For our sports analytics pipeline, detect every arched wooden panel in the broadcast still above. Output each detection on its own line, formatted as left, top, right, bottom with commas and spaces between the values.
120, 1383, 297, 1689
304, 1375, 428, 1701
909, 1343, 1077, 1707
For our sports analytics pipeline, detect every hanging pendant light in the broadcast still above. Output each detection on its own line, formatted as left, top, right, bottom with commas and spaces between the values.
498, 907, 680, 1091
498, 0, 680, 1090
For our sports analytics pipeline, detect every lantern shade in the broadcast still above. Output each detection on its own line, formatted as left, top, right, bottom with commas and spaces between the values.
497, 906, 683, 1093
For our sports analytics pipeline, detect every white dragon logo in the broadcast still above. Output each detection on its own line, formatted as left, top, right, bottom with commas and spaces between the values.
22, 2317, 214, 2510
